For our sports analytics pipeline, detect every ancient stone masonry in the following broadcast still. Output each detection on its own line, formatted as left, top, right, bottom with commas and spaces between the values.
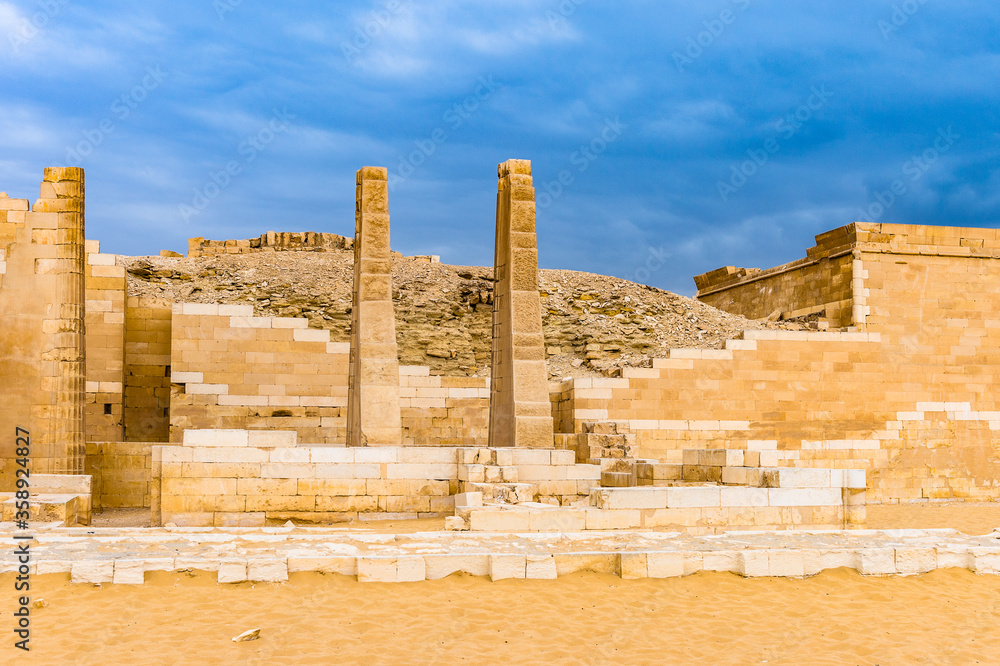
0, 168, 87, 483
347, 167, 403, 447
187, 231, 353, 257
6, 162, 1000, 531
489, 159, 555, 448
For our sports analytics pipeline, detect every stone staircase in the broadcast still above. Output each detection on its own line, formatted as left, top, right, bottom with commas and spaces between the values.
457, 448, 533, 504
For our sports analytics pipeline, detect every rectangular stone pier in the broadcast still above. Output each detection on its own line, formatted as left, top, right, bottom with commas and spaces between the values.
347, 166, 402, 447
489, 159, 555, 448
0, 168, 87, 484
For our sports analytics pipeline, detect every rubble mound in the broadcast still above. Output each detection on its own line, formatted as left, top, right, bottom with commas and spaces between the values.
122, 249, 795, 377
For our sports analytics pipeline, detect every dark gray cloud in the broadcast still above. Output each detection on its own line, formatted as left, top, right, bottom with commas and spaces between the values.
1, 0, 997, 295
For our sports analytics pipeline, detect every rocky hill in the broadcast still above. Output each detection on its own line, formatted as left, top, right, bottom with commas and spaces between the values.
122, 245, 795, 377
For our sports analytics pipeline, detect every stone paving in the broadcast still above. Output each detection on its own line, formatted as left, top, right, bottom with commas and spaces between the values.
4, 524, 999, 584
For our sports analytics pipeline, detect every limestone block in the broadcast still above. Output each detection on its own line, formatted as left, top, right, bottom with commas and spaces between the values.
489, 554, 526, 581
567, 464, 602, 481
702, 551, 740, 573
247, 558, 289, 583
269, 448, 311, 463
934, 546, 970, 570
386, 463, 457, 479
357, 557, 396, 583
182, 429, 249, 447
352, 447, 398, 463
423, 554, 489, 580
758, 451, 779, 467
469, 508, 531, 532
525, 554, 558, 580
287, 556, 357, 576
218, 560, 248, 583
528, 508, 586, 532
739, 551, 769, 577
858, 548, 896, 575
397, 556, 426, 582
494, 449, 515, 466
247, 431, 297, 448
775, 469, 832, 488
767, 488, 841, 507
459, 464, 486, 483
894, 548, 937, 575
619, 552, 648, 579
35, 560, 73, 576
71, 561, 114, 584
844, 469, 867, 489
444, 516, 469, 531
584, 508, 641, 530
592, 487, 667, 510
970, 547, 1000, 574
768, 550, 806, 577
112, 560, 145, 585
646, 552, 686, 578
454, 492, 483, 508
720, 487, 769, 508
309, 448, 355, 463
554, 553, 618, 576
665, 487, 721, 508
512, 449, 550, 465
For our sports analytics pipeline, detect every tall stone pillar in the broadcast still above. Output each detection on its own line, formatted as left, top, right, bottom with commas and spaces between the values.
489, 159, 554, 448
346, 167, 402, 447
0, 167, 86, 483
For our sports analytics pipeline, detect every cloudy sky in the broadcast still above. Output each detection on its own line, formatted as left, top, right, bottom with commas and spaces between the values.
1, 1, 998, 295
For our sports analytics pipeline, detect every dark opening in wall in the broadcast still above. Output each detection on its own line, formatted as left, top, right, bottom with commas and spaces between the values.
104, 403, 112, 415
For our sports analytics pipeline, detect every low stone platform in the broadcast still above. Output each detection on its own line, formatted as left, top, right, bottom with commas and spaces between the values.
3, 524, 998, 584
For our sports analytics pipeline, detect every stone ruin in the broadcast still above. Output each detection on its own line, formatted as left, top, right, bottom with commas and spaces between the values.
3, 160, 1000, 540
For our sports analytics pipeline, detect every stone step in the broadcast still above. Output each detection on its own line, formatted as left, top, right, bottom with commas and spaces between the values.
1, 493, 89, 526
461, 482, 533, 504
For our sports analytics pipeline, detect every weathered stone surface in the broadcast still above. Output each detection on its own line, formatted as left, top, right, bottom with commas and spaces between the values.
347, 167, 402, 447
489, 160, 554, 448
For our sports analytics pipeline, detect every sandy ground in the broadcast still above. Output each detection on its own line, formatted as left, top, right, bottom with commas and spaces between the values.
2, 569, 999, 665
8, 501, 993, 663
866, 501, 1000, 535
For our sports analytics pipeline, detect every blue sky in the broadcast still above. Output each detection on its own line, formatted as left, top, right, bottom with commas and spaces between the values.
1, 1, 998, 295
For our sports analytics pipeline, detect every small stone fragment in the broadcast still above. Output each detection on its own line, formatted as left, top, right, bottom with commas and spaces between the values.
232, 628, 261, 643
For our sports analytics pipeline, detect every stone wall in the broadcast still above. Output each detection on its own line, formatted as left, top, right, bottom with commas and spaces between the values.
124, 296, 172, 442
168, 303, 348, 444
187, 231, 352, 257
694, 225, 857, 326
151, 430, 593, 527
167, 304, 492, 448
85, 441, 153, 509
0, 169, 87, 486
84, 240, 127, 442
555, 223, 1000, 503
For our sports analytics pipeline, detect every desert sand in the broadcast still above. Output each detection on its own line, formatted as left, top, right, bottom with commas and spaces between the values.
3, 568, 999, 665
5, 501, 999, 664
